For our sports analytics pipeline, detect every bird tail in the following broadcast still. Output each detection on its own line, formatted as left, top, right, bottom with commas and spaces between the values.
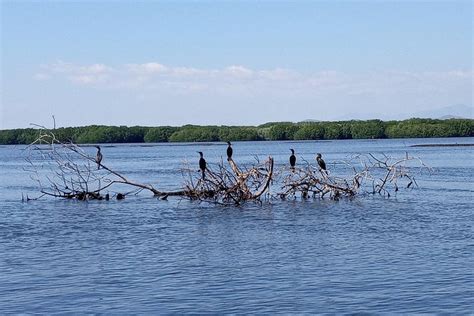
201, 170, 205, 179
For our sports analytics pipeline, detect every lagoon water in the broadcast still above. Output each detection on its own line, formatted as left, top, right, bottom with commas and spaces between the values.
0, 138, 473, 313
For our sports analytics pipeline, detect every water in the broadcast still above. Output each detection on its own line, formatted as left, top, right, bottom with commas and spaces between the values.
1, 138, 473, 313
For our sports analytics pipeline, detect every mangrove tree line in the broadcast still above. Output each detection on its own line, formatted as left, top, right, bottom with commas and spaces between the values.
1, 118, 472, 145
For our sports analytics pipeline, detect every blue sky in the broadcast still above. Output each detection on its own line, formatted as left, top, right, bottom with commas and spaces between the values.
1, 0, 472, 129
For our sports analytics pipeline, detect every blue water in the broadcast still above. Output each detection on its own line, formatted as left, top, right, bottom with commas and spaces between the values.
1, 138, 473, 313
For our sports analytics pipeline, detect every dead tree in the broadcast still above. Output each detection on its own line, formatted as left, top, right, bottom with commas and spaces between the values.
277, 153, 431, 200
24, 128, 273, 204
278, 165, 356, 200
179, 156, 274, 205
24, 127, 429, 204
347, 153, 432, 197
24, 127, 183, 200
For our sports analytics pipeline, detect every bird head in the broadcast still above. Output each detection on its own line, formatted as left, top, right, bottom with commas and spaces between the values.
290, 149, 295, 154
227, 141, 231, 146
95, 145, 101, 150
197, 151, 203, 157
316, 153, 322, 159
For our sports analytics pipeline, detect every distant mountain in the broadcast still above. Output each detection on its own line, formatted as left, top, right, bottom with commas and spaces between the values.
333, 104, 473, 121
408, 104, 473, 120
333, 112, 386, 121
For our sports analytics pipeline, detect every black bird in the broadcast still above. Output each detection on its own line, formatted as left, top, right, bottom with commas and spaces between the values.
95, 146, 103, 170
316, 153, 327, 171
226, 141, 233, 160
198, 151, 207, 179
289, 149, 296, 170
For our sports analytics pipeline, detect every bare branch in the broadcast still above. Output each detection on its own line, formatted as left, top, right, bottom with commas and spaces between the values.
24, 127, 429, 204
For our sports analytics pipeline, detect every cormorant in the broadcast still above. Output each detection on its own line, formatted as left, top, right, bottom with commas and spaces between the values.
77, 191, 86, 201
289, 149, 296, 170
198, 151, 207, 179
226, 141, 233, 160
95, 146, 103, 170
316, 153, 326, 171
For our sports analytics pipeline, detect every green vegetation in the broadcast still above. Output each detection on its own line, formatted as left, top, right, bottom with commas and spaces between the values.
1, 118, 472, 145
144, 127, 179, 143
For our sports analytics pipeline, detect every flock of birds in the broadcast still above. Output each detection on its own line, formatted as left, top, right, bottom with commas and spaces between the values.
95, 141, 327, 180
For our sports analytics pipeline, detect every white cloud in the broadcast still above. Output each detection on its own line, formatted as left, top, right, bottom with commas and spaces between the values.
69, 74, 109, 85
170, 67, 205, 77
36, 60, 473, 100
33, 73, 51, 81
257, 68, 299, 81
40, 61, 112, 85
43, 60, 109, 74
84, 64, 109, 74
224, 65, 254, 78
1, 61, 467, 128
127, 62, 167, 74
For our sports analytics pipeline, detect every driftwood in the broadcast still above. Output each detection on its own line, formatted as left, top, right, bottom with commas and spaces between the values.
24, 128, 274, 204
277, 153, 431, 200
23, 128, 430, 204
177, 157, 274, 205
25, 129, 165, 200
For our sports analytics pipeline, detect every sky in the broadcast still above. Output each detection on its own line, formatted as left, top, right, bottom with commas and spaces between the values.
1, 0, 472, 129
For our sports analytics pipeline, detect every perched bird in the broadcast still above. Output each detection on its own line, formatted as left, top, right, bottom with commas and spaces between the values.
289, 149, 296, 170
95, 146, 103, 170
77, 191, 86, 201
198, 151, 207, 179
316, 153, 327, 171
226, 141, 233, 160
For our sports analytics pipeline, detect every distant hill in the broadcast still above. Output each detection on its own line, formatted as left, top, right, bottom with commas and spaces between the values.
409, 104, 473, 120
333, 104, 473, 121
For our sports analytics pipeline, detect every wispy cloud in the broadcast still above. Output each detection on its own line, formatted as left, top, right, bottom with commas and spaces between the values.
33, 73, 51, 81
127, 62, 168, 74
35, 60, 472, 99
37, 60, 111, 85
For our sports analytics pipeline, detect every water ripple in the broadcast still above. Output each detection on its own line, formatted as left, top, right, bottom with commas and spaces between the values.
1, 139, 473, 313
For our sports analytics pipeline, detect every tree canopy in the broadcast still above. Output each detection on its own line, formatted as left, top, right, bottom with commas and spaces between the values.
1, 118, 472, 144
